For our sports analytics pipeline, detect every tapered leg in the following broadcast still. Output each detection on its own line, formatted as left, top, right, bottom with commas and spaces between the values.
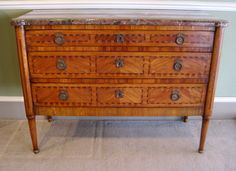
27, 115, 39, 154
47, 116, 53, 122
198, 116, 210, 153
182, 116, 188, 122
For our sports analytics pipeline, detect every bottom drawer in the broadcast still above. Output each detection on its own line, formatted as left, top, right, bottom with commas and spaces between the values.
32, 84, 207, 107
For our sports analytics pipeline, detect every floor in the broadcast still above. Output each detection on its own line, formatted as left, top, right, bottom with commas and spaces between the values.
0, 119, 235, 171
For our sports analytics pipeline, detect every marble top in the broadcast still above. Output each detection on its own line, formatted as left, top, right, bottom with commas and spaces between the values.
12, 9, 228, 26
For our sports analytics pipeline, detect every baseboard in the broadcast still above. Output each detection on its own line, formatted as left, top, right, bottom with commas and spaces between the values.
0, 96, 235, 120
213, 97, 236, 119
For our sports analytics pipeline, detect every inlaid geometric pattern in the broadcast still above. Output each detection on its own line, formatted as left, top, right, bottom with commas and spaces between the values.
96, 56, 145, 74
149, 53, 211, 78
148, 86, 206, 105
29, 55, 92, 76
149, 33, 214, 46
96, 87, 143, 104
32, 86, 92, 106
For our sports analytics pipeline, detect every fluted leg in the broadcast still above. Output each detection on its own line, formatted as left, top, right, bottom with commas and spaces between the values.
183, 116, 188, 122
27, 115, 39, 154
47, 116, 53, 122
198, 116, 210, 153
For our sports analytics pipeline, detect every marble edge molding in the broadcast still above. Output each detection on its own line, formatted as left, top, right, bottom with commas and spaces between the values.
11, 18, 228, 27
1, 1, 236, 11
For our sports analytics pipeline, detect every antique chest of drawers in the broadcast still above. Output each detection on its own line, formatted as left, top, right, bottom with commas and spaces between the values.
12, 10, 227, 154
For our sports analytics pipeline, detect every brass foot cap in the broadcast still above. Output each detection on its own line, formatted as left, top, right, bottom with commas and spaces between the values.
33, 149, 40, 154
198, 149, 204, 153
48, 116, 53, 122
182, 116, 188, 123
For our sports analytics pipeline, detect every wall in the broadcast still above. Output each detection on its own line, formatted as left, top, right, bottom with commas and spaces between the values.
0, 10, 28, 96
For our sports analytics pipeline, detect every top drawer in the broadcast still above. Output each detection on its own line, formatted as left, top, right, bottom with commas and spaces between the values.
25, 30, 214, 51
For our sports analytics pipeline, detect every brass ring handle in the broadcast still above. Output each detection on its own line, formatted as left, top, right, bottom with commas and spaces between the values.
54, 33, 65, 45
175, 34, 185, 45
115, 89, 124, 98
173, 60, 182, 71
58, 90, 69, 101
56, 58, 67, 70
115, 59, 125, 68
116, 34, 125, 43
170, 90, 180, 101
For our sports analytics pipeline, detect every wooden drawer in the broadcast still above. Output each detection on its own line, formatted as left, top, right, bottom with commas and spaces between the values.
32, 86, 92, 105
147, 85, 206, 105
29, 54, 92, 76
28, 52, 211, 79
32, 84, 206, 107
149, 52, 211, 78
96, 87, 143, 104
96, 56, 144, 74
25, 30, 214, 49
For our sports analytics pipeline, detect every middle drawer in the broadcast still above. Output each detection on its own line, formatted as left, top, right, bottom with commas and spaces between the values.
28, 52, 211, 79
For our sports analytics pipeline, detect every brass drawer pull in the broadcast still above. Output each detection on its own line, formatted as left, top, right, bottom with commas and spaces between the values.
116, 34, 125, 43
58, 90, 69, 101
175, 34, 185, 45
115, 59, 125, 68
115, 89, 124, 98
56, 58, 67, 70
54, 33, 65, 45
173, 60, 182, 71
170, 90, 180, 101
